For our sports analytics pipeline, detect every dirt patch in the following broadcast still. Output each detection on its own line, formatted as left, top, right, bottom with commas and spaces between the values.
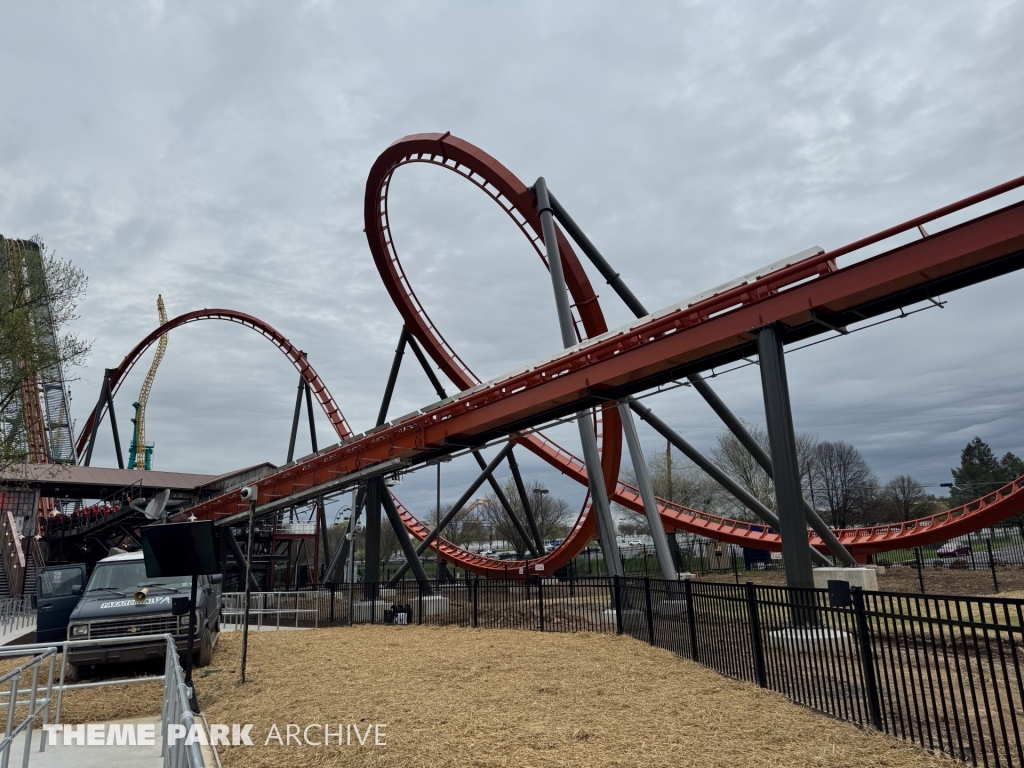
701, 566, 1024, 595
197, 626, 953, 768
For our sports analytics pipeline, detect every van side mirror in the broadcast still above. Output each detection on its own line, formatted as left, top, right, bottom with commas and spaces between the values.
71, 584, 82, 596
210, 574, 223, 585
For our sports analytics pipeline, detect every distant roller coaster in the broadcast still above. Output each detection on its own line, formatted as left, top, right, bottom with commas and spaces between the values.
69, 133, 1024, 589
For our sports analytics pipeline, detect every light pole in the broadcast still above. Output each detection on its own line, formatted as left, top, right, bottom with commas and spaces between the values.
239, 485, 258, 685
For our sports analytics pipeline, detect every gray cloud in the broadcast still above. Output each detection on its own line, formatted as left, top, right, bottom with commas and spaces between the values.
2, 1, 1023, 516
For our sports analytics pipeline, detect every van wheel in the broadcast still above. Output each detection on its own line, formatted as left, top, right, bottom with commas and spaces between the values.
196, 626, 214, 667
63, 663, 81, 683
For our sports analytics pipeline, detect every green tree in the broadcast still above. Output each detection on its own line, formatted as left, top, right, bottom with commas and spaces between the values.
949, 437, 1016, 506
1, 237, 90, 470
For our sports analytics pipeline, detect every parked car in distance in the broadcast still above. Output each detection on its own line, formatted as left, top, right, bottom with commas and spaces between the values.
937, 542, 972, 558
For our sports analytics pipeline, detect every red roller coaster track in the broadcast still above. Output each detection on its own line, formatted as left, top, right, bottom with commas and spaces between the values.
75, 133, 1024, 575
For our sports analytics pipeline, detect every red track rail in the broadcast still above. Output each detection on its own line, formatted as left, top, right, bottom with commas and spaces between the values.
74, 309, 352, 459
74, 134, 1024, 575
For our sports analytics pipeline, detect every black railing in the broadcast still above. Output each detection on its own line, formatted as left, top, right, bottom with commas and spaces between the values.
283, 577, 1024, 767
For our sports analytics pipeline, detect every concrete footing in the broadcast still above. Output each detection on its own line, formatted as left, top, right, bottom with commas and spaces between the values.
812, 566, 879, 591
602, 608, 643, 623
768, 627, 851, 654
416, 595, 449, 618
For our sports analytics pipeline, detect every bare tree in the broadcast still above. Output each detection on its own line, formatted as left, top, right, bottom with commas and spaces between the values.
809, 441, 878, 528
427, 501, 485, 550
620, 445, 721, 514
879, 475, 931, 522
482, 478, 572, 558
710, 420, 818, 518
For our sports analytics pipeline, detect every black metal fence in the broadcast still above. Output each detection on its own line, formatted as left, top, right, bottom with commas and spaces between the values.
276, 577, 1024, 767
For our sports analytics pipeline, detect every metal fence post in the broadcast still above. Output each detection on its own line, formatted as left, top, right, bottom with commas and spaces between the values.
417, 580, 423, 626
914, 548, 925, 593
613, 576, 624, 635
684, 576, 698, 663
986, 538, 999, 592
329, 583, 335, 623
643, 577, 655, 645
851, 586, 883, 730
472, 576, 478, 628
537, 577, 545, 632
744, 581, 767, 688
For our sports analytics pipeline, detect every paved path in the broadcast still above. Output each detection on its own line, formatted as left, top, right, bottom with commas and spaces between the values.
4, 715, 219, 767
3, 716, 163, 767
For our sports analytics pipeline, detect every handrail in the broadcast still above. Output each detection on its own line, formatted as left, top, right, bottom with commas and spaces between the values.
1, 511, 26, 598
0, 634, 205, 767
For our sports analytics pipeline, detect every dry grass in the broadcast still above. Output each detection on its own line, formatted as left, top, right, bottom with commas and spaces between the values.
195, 626, 954, 768
0, 652, 164, 723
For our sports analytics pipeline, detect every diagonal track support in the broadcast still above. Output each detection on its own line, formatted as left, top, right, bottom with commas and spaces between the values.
549, 190, 855, 567
536, 178, 624, 580
389, 441, 515, 584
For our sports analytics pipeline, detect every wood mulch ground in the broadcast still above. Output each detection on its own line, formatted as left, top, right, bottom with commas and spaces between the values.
186, 626, 955, 768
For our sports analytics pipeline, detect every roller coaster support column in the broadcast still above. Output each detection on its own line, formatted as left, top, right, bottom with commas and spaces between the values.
618, 401, 678, 583
324, 485, 365, 583
224, 528, 261, 590
364, 477, 382, 596
381, 490, 432, 590
82, 368, 124, 469
287, 352, 320, 463
389, 442, 515, 584
756, 324, 814, 590
535, 177, 624, 581
316, 496, 330, 579
548, 190, 855, 568
629, 400, 830, 567
472, 449, 540, 557
507, 448, 545, 553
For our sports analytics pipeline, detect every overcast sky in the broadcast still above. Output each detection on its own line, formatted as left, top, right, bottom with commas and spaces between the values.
2, 2, 1023, 523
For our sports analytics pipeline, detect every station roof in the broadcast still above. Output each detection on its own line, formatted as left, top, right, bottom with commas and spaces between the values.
0, 463, 234, 500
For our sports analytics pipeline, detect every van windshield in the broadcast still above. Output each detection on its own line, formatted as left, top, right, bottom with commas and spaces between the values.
86, 562, 193, 594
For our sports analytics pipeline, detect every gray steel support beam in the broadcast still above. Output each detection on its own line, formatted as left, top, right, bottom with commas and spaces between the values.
406, 333, 448, 401
324, 486, 365, 583
304, 381, 318, 454
224, 528, 260, 591
507, 448, 545, 553
83, 369, 123, 468
756, 324, 815, 589
376, 328, 410, 427
535, 177, 623, 579
629, 399, 829, 566
389, 441, 515, 584
286, 354, 307, 464
548, 192, 649, 319
364, 477, 382, 593
380, 489, 432, 590
617, 401, 678, 582
316, 496, 330, 573
549, 191, 853, 567
472, 449, 540, 557
407, 332, 541, 557
688, 373, 856, 567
